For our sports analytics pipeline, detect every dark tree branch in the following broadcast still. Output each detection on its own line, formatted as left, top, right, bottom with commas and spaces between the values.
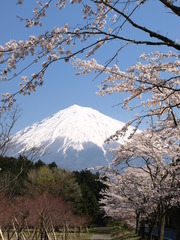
99, 0, 180, 50
159, 0, 180, 16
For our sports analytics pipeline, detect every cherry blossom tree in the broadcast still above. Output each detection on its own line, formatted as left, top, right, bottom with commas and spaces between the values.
99, 129, 180, 240
0, 0, 179, 126
1, 1, 180, 238
100, 165, 180, 239
0, 1, 179, 169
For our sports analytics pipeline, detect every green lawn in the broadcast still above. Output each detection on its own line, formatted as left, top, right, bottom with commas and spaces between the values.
110, 223, 141, 240
87, 223, 141, 240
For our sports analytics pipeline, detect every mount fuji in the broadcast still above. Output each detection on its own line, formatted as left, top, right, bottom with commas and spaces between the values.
9, 105, 134, 170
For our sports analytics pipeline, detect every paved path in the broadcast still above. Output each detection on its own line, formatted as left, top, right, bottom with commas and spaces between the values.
90, 233, 111, 239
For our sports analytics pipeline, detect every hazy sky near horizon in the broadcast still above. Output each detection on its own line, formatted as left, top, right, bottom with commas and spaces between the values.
0, 1, 178, 133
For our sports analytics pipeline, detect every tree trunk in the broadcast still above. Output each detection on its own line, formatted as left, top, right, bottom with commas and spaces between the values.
147, 224, 153, 240
158, 209, 166, 240
139, 222, 145, 239
0, 227, 5, 240
64, 222, 68, 240
7, 228, 10, 240
176, 228, 180, 240
40, 225, 44, 240
173, 208, 180, 240
135, 211, 140, 234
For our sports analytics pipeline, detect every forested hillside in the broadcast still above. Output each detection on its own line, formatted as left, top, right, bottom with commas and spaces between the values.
0, 155, 108, 239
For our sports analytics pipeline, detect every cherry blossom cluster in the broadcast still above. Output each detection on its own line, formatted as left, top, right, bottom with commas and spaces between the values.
2, 0, 123, 110
99, 129, 180, 231
11, 0, 180, 115
73, 51, 180, 133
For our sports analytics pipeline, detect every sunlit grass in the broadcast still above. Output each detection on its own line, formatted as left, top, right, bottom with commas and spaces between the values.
108, 220, 141, 240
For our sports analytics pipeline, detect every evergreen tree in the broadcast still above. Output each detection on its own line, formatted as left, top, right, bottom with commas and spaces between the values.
74, 170, 107, 224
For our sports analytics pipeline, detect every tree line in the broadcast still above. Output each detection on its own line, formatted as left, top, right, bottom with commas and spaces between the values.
0, 1, 180, 240
0, 155, 107, 239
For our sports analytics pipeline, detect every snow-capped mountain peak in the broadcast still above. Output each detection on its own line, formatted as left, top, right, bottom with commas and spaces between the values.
9, 105, 133, 170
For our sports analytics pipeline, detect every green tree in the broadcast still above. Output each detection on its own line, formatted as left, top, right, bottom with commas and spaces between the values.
48, 161, 57, 169
74, 170, 107, 224
81, 181, 99, 218
28, 166, 82, 210
34, 159, 46, 169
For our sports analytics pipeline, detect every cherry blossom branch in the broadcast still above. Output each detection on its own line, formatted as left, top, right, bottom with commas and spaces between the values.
99, 0, 180, 50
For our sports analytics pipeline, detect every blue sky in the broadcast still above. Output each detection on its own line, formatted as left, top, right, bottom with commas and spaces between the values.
0, 1, 177, 133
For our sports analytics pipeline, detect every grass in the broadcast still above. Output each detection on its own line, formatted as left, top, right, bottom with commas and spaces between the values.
80, 221, 141, 240
110, 222, 141, 240
1, 222, 141, 240
2, 231, 93, 240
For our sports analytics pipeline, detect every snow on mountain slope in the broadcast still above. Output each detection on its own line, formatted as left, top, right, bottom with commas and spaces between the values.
9, 105, 134, 170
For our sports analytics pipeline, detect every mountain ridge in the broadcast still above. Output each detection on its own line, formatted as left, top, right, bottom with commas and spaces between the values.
9, 105, 133, 170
